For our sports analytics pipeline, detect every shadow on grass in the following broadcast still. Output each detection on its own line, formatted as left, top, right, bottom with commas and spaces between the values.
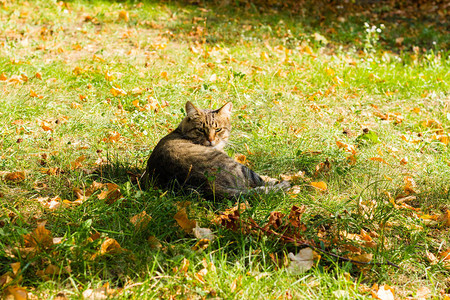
98, 0, 448, 52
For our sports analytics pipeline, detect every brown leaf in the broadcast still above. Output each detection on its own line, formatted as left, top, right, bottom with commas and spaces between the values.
5, 171, 26, 182
4, 286, 28, 300
23, 221, 53, 249
70, 155, 86, 170
130, 211, 152, 231
100, 238, 125, 255
147, 236, 162, 249
288, 205, 306, 228
404, 176, 418, 194
174, 208, 197, 234
97, 183, 122, 204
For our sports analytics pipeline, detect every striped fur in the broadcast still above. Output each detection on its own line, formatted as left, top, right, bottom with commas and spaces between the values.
143, 101, 265, 199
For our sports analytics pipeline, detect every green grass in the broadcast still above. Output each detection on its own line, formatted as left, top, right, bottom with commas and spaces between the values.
1, 0, 450, 298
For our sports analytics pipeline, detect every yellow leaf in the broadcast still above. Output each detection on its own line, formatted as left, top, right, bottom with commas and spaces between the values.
368, 157, 389, 165
110, 86, 127, 97
10, 262, 21, 276
71, 102, 83, 109
5, 286, 28, 300
336, 140, 357, 154
100, 238, 125, 255
118, 10, 129, 22
160, 71, 168, 80
130, 98, 139, 108
234, 153, 247, 165
174, 208, 197, 234
260, 51, 269, 61
324, 67, 335, 76
70, 155, 86, 170
310, 181, 327, 192
105, 71, 115, 81
39, 120, 53, 131
0, 72, 7, 81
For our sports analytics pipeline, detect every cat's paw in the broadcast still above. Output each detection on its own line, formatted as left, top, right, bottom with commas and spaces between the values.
274, 180, 291, 191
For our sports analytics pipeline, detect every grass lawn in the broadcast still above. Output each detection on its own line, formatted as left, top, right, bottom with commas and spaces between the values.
1, 0, 449, 298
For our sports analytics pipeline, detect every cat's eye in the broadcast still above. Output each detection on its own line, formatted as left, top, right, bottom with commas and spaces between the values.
197, 128, 205, 133
215, 128, 222, 133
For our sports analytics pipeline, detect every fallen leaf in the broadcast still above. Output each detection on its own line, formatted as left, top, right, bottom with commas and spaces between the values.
416, 286, 431, 299
23, 221, 53, 249
118, 10, 129, 22
147, 236, 162, 249
404, 176, 418, 194
287, 248, 314, 274
130, 211, 152, 231
4, 286, 28, 300
97, 183, 122, 204
4, 171, 26, 182
110, 86, 127, 97
310, 181, 327, 192
372, 284, 395, 300
70, 155, 86, 170
174, 208, 197, 234
192, 224, 215, 241
100, 238, 125, 255
234, 153, 247, 165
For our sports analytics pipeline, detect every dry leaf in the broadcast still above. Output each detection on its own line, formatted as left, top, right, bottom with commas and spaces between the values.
192, 224, 215, 241
4, 171, 26, 182
70, 155, 86, 170
97, 183, 122, 204
23, 221, 53, 249
100, 238, 124, 255
130, 211, 152, 231
118, 10, 129, 22
147, 236, 162, 249
110, 86, 127, 97
287, 248, 314, 274
310, 181, 327, 192
4, 286, 28, 300
416, 286, 431, 299
372, 284, 395, 300
404, 176, 418, 194
234, 153, 247, 165
174, 208, 197, 234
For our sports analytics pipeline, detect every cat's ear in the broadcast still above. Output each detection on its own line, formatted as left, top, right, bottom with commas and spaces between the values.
185, 101, 201, 118
218, 102, 233, 117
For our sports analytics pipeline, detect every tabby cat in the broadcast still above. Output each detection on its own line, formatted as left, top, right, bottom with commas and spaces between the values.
142, 101, 288, 199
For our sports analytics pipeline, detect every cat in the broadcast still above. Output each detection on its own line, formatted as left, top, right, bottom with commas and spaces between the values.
142, 101, 289, 199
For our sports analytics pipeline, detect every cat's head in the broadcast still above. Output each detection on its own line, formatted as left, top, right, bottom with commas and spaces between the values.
179, 101, 233, 150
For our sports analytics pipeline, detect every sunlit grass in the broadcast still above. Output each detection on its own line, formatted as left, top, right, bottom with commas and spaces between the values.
0, 0, 449, 298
